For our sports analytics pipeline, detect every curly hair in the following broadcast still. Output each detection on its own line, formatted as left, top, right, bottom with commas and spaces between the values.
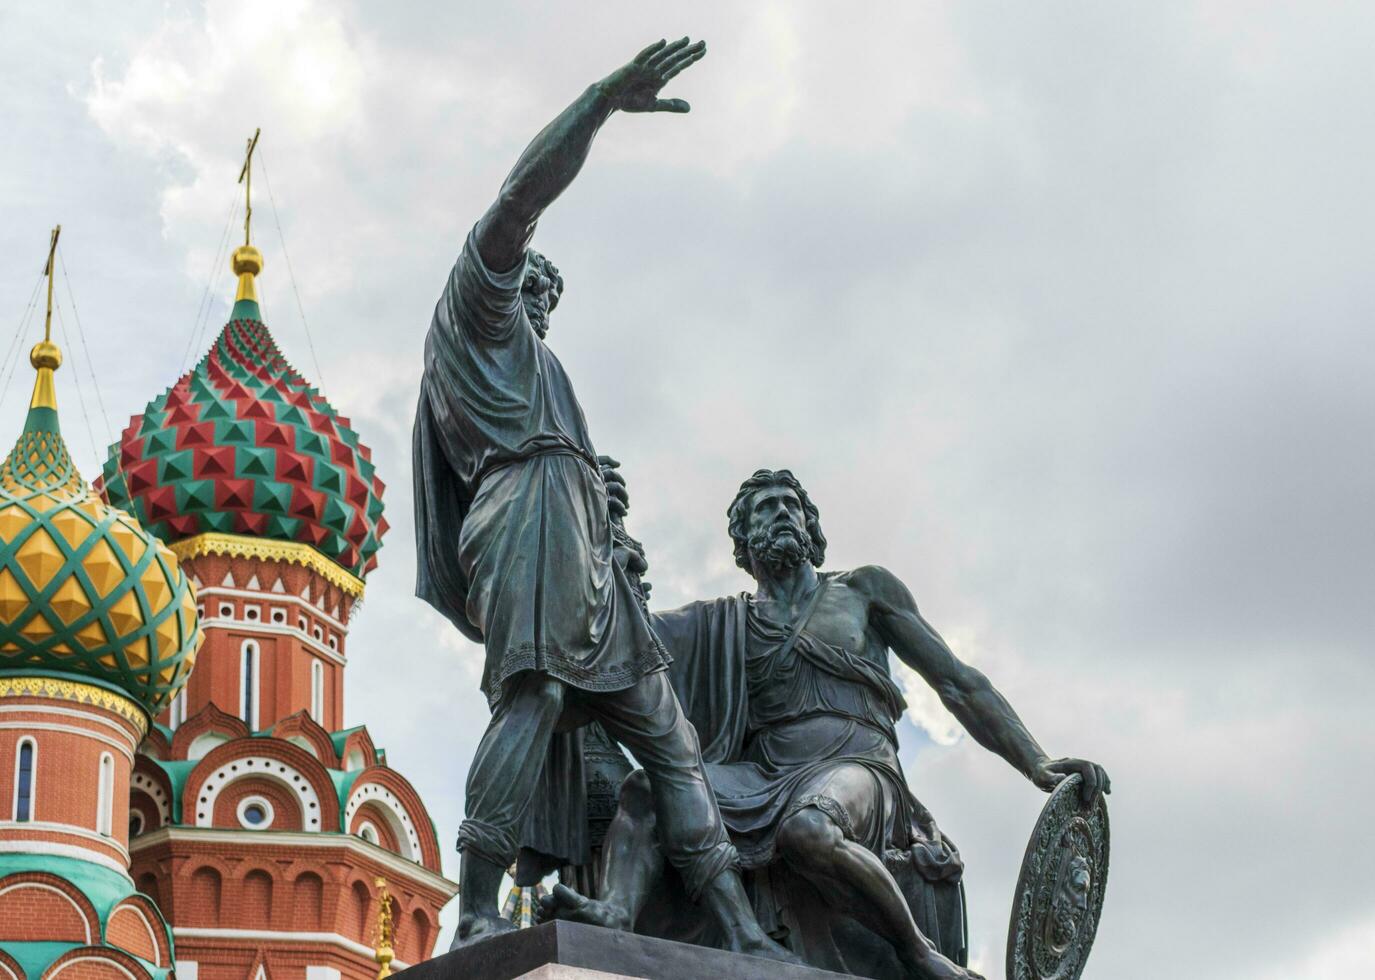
727, 469, 827, 571
526, 249, 564, 312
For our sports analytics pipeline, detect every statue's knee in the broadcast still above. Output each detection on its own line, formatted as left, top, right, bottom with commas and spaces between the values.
618, 769, 653, 815
510, 672, 566, 716
778, 807, 844, 864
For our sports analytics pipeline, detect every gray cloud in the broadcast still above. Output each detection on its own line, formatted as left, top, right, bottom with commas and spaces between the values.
2, 1, 1372, 973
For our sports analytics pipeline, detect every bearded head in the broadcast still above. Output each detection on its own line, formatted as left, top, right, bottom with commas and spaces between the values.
1047, 854, 1092, 950
727, 469, 827, 578
522, 250, 563, 339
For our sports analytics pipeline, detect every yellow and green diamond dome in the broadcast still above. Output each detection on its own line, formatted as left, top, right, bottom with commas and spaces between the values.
0, 339, 201, 717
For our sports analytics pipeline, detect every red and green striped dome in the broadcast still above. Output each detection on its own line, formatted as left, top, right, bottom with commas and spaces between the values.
99, 297, 387, 582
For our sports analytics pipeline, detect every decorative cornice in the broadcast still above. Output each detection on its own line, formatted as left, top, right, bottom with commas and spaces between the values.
0, 836, 132, 878
171, 533, 365, 598
0, 720, 136, 762
170, 927, 411, 970
0, 676, 146, 735
194, 616, 346, 666
130, 826, 457, 897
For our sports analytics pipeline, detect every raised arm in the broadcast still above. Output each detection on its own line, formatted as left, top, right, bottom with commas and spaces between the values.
474, 37, 707, 273
857, 565, 1110, 803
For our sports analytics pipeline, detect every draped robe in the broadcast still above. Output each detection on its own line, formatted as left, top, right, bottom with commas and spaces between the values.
413, 229, 668, 707
655, 586, 966, 973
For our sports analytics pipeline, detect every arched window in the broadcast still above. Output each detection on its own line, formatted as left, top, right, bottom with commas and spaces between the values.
240, 641, 260, 729
97, 753, 114, 836
13, 739, 35, 822
168, 689, 187, 731
310, 660, 325, 724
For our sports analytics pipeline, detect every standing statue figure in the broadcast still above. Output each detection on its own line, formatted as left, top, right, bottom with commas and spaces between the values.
412, 39, 795, 962
543, 469, 1110, 980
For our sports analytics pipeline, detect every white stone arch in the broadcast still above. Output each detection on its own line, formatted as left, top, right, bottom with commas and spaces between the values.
47, 956, 138, 980
194, 756, 322, 831
345, 781, 420, 861
285, 735, 320, 760
107, 901, 163, 966
186, 731, 229, 761
129, 771, 171, 826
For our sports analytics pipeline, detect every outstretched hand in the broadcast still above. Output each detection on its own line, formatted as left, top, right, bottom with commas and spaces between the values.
1033, 757, 1111, 806
598, 37, 707, 113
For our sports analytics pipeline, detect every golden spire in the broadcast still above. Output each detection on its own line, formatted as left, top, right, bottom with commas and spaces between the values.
232, 128, 264, 304
373, 876, 395, 979
30, 225, 63, 412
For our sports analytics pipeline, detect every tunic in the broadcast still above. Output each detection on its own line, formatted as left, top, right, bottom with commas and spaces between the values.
703, 592, 913, 867
413, 229, 668, 706
645, 586, 968, 974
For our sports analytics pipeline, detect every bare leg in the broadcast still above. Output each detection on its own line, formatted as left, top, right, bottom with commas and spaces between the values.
453, 672, 567, 949
540, 769, 665, 929
591, 673, 799, 965
698, 871, 802, 964
777, 809, 984, 980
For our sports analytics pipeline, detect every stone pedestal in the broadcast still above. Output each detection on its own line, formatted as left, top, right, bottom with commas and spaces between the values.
394, 921, 855, 980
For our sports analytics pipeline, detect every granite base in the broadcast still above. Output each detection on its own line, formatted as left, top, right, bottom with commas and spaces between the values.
393, 920, 856, 980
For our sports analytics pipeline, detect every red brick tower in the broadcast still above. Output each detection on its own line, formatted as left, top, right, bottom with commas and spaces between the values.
1, 227, 199, 980
100, 182, 455, 980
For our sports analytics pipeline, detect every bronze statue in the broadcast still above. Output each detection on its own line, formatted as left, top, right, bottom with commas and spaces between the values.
412, 35, 1112, 977
412, 39, 796, 962
541, 469, 1110, 979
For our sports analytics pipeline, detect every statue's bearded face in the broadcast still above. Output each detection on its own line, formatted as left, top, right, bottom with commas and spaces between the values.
522, 252, 563, 339
745, 486, 813, 574
727, 469, 827, 573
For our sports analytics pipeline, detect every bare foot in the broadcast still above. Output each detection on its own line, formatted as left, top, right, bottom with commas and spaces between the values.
735, 934, 805, 966
906, 948, 984, 980
448, 912, 516, 951
536, 882, 631, 931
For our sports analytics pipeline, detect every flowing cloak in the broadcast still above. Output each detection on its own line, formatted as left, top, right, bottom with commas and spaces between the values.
412, 229, 669, 707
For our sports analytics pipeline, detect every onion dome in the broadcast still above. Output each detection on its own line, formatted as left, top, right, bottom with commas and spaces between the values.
0, 338, 201, 716
100, 246, 387, 595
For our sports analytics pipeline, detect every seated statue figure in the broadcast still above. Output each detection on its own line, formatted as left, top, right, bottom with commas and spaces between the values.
543, 468, 1109, 980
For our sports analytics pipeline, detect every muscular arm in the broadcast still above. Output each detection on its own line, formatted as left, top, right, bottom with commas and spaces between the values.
857, 565, 1052, 783
473, 87, 615, 273
474, 37, 707, 274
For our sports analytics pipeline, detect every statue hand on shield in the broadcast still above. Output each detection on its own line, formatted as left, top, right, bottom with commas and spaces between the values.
1033, 757, 1112, 806
597, 37, 707, 114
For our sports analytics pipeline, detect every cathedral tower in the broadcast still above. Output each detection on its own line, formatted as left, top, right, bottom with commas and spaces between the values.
0, 227, 198, 980
100, 150, 455, 980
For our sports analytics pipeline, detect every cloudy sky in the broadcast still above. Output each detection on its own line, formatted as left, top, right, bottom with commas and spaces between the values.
3, 1, 1373, 974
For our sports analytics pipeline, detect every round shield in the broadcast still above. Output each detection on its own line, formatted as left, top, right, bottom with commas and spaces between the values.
1006, 773, 1110, 980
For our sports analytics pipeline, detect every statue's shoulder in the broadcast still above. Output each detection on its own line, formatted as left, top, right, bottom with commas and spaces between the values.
831, 564, 898, 595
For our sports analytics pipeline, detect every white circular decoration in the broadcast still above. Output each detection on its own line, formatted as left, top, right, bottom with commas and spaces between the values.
236, 795, 275, 830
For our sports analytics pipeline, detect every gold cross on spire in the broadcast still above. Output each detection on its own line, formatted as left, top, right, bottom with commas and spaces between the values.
31, 225, 64, 410
231, 129, 265, 305
42, 225, 61, 344
238, 127, 261, 247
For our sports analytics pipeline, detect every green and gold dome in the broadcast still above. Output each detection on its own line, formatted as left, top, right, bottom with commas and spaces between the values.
0, 338, 202, 718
